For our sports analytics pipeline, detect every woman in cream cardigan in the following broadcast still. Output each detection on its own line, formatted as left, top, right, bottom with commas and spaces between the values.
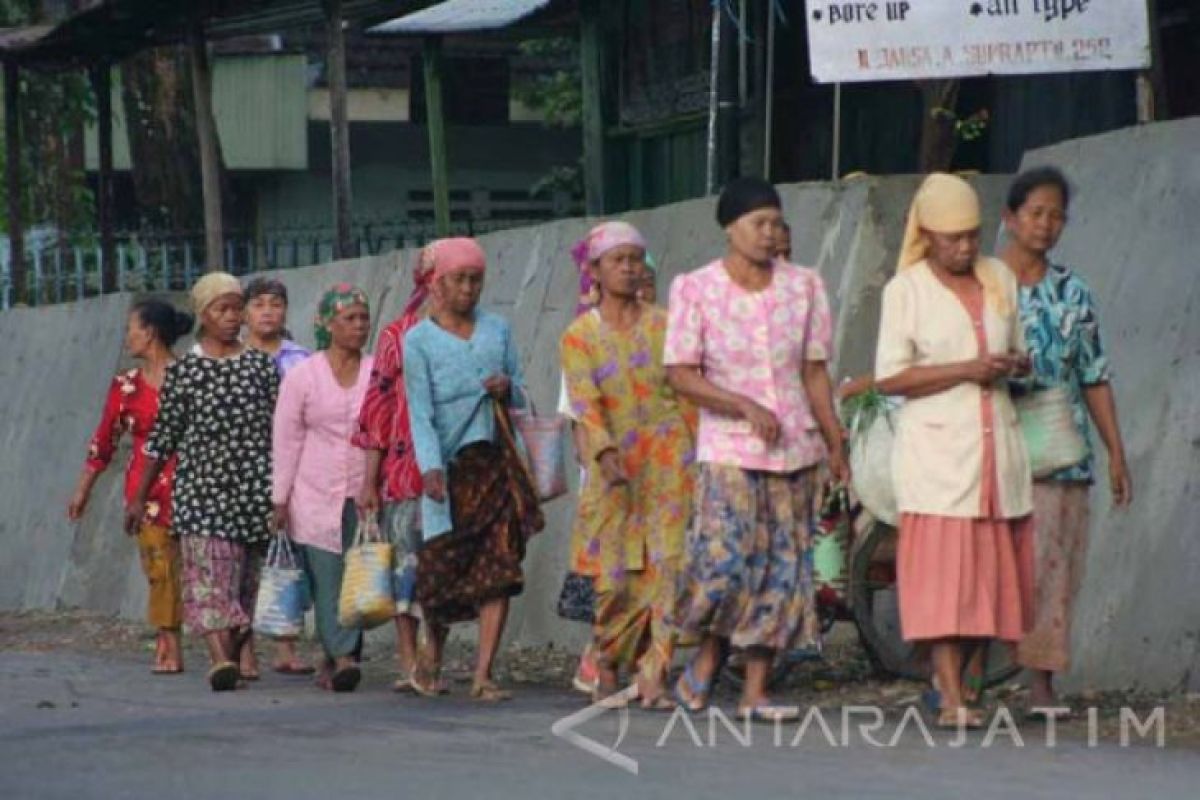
874, 173, 1034, 728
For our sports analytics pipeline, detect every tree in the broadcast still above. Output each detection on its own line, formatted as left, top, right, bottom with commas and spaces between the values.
513, 37, 583, 198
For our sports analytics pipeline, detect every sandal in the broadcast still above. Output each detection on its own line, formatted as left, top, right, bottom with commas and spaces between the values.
640, 693, 677, 712
393, 674, 416, 694
935, 707, 985, 730
273, 661, 316, 676
673, 662, 713, 713
737, 702, 801, 724
207, 661, 239, 692
331, 664, 362, 693
470, 680, 513, 703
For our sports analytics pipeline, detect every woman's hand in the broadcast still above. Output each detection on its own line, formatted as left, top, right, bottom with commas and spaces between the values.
123, 500, 145, 536
67, 486, 90, 521
483, 374, 511, 401
1109, 456, 1134, 507
597, 449, 628, 488
962, 357, 1008, 386
828, 446, 852, 486
357, 482, 380, 517
272, 503, 289, 534
423, 469, 447, 503
735, 397, 781, 445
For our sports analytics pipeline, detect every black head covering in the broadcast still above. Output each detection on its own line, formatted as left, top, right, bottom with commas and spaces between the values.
244, 276, 289, 304
716, 176, 782, 227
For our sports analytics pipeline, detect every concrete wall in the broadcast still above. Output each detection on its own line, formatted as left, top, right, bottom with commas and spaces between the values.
2, 118, 1196, 692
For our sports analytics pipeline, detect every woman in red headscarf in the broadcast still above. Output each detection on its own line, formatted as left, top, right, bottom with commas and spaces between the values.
353, 246, 438, 693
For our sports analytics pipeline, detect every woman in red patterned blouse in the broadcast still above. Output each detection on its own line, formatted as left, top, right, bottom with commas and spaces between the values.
353, 247, 436, 692
68, 299, 193, 674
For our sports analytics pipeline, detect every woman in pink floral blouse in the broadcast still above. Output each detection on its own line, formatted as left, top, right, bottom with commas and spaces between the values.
664, 177, 848, 723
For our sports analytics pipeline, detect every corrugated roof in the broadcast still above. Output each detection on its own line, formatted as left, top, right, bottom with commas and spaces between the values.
370, 0, 552, 35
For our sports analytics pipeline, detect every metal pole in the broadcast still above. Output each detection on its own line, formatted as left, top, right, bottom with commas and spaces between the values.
4, 60, 26, 305
831, 82, 842, 182
763, 2, 776, 179
90, 64, 117, 292
423, 36, 451, 236
737, 0, 748, 107
705, 3, 721, 195
188, 25, 225, 271
325, 0, 354, 258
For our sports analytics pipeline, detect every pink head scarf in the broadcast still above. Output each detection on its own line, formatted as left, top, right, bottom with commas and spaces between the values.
425, 237, 487, 306
569, 221, 647, 317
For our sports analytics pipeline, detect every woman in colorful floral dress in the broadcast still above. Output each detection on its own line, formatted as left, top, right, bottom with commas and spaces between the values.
1001, 166, 1133, 711
561, 221, 696, 708
69, 299, 193, 674
126, 272, 278, 692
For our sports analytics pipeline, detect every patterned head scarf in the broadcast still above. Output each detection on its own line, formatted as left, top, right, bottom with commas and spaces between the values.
191, 271, 242, 315
402, 245, 437, 318
898, 173, 1009, 315
313, 282, 370, 350
569, 221, 647, 316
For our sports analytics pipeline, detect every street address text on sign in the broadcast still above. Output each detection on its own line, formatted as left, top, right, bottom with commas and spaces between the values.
805, 1, 1151, 83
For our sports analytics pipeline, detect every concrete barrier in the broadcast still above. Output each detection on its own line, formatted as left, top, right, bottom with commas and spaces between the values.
2, 120, 1195, 692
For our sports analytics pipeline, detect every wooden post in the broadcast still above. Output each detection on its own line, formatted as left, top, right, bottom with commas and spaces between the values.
4, 60, 25, 305
716, 3, 739, 185
188, 25, 224, 272
90, 64, 117, 293
579, 0, 606, 215
325, 0, 354, 258
423, 36, 450, 237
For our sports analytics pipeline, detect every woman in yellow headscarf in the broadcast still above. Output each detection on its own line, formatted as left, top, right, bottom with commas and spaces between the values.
874, 174, 1035, 728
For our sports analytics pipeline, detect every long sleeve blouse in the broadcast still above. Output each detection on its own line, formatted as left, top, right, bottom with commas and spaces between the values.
272, 353, 373, 553
402, 310, 525, 538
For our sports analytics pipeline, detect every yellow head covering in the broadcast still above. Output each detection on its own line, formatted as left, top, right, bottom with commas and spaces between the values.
191, 271, 243, 315
898, 173, 1009, 316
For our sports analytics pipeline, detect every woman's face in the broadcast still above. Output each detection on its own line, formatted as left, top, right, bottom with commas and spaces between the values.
589, 244, 645, 301
245, 293, 287, 339
637, 271, 658, 305
328, 302, 370, 352
924, 227, 981, 275
125, 312, 155, 358
203, 294, 245, 344
1004, 184, 1067, 256
726, 207, 783, 265
438, 269, 485, 315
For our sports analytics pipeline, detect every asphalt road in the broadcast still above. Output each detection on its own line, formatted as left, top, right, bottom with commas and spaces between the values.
1, 651, 1196, 800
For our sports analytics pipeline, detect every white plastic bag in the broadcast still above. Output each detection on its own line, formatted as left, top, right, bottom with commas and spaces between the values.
848, 401, 899, 526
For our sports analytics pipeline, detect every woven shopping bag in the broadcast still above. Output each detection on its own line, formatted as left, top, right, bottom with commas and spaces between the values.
337, 513, 395, 630
253, 533, 309, 639
1015, 385, 1087, 478
508, 388, 569, 502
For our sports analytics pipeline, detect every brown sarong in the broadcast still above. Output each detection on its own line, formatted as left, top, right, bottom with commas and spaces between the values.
416, 405, 544, 626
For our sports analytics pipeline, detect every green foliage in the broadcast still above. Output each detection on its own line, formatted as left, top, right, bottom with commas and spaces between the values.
513, 37, 583, 199
513, 37, 582, 129
0, 1, 97, 237
932, 107, 991, 143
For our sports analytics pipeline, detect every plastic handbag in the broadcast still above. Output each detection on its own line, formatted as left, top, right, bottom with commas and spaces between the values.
508, 388, 569, 502
1015, 385, 1087, 478
253, 532, 309, 639
337, 513, 395, 630
846, 394, 900, 526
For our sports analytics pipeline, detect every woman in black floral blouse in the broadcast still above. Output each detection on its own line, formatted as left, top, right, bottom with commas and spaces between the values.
127, 272, 278, 692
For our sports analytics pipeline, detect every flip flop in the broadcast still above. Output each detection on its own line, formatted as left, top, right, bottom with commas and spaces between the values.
673, 662, 713, 714
935, 707, 985, 730
639, 693, 677, 713
470, 680, 513, 703
274, 663, 317, 676
737, 703, 801, 724
207, 662, 239, 692
331, 664, 362, 693
151, 665, 184, 675
393, 675, 416, 694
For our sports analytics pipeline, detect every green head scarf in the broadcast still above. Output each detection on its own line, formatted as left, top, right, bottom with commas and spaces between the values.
314, 282, 370, 350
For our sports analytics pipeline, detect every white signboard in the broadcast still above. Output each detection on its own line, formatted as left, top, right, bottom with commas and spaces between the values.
805, 1, 1151, 83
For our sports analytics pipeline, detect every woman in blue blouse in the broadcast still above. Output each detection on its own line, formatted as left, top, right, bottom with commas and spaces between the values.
403, 237, 544, 702
1001, 167, 1133, 711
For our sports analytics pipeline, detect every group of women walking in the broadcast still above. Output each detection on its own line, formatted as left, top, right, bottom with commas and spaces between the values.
68, 166, 1130, 724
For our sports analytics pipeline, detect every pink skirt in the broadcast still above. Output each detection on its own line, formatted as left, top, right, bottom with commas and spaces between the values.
897, 513, 1034, 642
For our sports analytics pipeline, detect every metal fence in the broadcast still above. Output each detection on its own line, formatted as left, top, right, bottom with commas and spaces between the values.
0, 218, 548, 309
